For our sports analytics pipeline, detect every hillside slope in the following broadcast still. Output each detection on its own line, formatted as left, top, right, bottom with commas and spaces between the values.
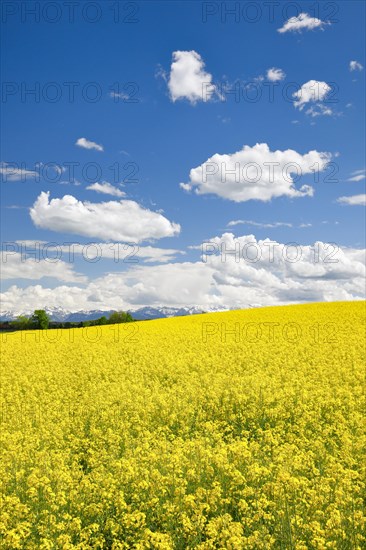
1, 301, 365, 548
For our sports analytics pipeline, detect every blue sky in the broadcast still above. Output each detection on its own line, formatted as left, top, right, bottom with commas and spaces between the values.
1, 1, 365, 313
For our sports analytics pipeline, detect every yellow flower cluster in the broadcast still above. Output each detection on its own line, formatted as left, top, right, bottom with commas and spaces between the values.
1, 301, 365, 549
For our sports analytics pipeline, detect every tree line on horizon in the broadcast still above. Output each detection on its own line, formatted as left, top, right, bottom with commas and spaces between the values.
1, 310, 135, 331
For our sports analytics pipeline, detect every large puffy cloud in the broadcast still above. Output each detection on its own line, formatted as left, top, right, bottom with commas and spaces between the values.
1, 234, 364, 314
1, 252, 86, 283
0, 263, 213, 314
205, 233, 365, 281
29, 192, 181, 242
180, 143, 330, 202
13, 242, 185, 264
293, 80, 331, 110
1, 284, 98, 314
167, 50, 216, 104
278, 13, 329, 33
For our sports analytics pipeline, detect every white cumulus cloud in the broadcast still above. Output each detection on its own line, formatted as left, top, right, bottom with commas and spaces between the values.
1, 252, 86, 283
180, 143, 330, 202
167, 50, 216, 104
1, 235, 364, 314
44, 242, 184, 264
29, 192, 181, 242
293, 80, 331, 110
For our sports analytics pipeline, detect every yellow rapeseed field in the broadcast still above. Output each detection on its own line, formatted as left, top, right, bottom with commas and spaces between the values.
1, 301, 365, 549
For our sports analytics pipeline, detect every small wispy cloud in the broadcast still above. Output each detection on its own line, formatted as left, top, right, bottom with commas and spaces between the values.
109, 91, 130, 101
347, 174, 365, 182
75, 137, 104, 152
0, 162, 37, 182
86, 182, 126, 197
349, 60, 363, 72
266, 67, 286, 82
347, 169, 365, 182
228, 220, 316, 229
227, 220, 293, 228
306, 104, 334, 117
217, 115, 231, 124
278, 12, 330, 33
337, 194, 366, 206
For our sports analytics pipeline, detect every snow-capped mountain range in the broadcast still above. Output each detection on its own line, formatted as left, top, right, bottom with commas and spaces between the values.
0, 305, 228, 322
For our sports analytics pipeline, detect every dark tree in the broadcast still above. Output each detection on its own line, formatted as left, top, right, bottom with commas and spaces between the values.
108, 311, 133, 324
31, 310, 50, 330
10, 315, 30, 330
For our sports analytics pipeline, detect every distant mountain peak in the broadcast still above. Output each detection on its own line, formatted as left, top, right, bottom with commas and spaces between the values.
0, 305, 229, 322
